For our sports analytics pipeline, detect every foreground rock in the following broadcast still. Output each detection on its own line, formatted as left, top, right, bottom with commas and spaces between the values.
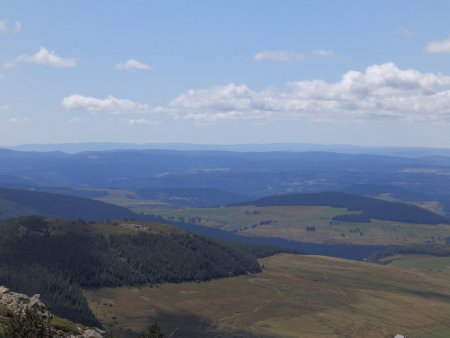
0, 286, 105, 338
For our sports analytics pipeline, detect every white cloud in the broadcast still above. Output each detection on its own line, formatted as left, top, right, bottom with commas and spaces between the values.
13, 21, 21, 33
0, 104, 9, 112
69, 117, 81, 124
122, 118, 160, 126
181, 111, 245, 124
425, 37, 450, 54
166, 63, 450, 124
116, 59, 152, 71
311, 49, 338, 58
254, 49, 337, 62
398, 27, 415, 38
6, 47, 77, 68
254, 50, 304, 62
8, 117, 30, 123
62, 94, 150, 114
0, 20, 20, 33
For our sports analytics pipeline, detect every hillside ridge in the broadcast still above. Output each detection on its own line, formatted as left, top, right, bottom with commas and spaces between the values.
0, 187, 134, 221
235, 191, 449, 225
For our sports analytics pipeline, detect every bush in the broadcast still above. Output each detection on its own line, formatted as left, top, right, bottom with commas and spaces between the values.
0, 306, 53, 338
138, 322, 164, 338
51, 316, 80, 334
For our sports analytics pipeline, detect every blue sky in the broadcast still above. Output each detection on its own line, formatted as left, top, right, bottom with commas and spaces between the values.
1, 0, 450, 147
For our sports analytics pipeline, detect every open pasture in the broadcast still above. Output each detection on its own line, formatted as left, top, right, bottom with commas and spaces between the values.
146, 205, 450, 245
86, 254, 450, 338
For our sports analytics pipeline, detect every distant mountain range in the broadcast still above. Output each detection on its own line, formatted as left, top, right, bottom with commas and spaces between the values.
5, 142, 450, 157
3, 148, 450, 200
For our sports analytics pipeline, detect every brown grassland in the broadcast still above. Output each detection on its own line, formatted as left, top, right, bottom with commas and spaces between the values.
86, 254, 450, 338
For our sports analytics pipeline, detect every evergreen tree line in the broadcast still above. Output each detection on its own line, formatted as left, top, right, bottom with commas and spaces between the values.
238, 191, 449, 225
368, 244, 450, 263
0, 217, 262, 327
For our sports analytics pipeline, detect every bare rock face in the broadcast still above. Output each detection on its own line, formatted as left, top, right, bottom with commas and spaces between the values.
0, 286, 106, 338
80, 328, 105, 338
0, 286, 45, 313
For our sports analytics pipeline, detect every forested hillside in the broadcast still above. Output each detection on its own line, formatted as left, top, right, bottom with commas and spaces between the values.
0, 216, 262, 326
343, 184, 433, 202
0, 187, 134, 220
368, 244, 450, 263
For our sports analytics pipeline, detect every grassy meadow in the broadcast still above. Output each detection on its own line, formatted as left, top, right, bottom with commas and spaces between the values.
86, 253, 450, 338
385, 254, 450, 273
96, 189, 169, 209
139, 205, 450, 245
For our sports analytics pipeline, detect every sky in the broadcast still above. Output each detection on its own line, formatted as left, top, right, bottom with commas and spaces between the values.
1, 0, 450, 147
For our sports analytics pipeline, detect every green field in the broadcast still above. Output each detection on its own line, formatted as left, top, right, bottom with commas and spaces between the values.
140, 205, 450, 245
96, 189, 170, 209
385, 255, 450, 273
86, 253, 450, 338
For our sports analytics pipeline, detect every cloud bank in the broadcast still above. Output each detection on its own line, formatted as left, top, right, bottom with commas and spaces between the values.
166, 63, 450, 123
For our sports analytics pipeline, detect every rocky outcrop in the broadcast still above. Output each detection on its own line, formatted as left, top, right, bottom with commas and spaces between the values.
0, 286, 105, 338
0, 286, 45, 314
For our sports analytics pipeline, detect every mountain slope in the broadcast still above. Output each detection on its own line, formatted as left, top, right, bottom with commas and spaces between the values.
87, 253, 450, 338
0, 216, 262, 326
0, 187, 134, 221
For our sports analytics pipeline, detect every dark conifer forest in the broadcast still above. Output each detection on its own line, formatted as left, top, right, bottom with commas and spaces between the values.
0, 216, 262, 326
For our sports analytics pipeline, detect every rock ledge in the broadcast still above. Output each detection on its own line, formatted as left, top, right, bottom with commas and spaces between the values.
0, 286, 105, 338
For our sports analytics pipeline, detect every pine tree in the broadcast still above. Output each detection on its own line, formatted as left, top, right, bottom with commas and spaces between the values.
138, 322, 164, 338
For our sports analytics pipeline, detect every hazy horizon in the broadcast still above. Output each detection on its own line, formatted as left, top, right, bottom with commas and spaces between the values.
4, 141, 450, 158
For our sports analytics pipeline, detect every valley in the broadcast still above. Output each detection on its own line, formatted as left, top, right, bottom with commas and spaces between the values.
0, 216, 266, 328
4, 1, 450, 336
2, 149, 450, 336
86, 253, 450, 338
